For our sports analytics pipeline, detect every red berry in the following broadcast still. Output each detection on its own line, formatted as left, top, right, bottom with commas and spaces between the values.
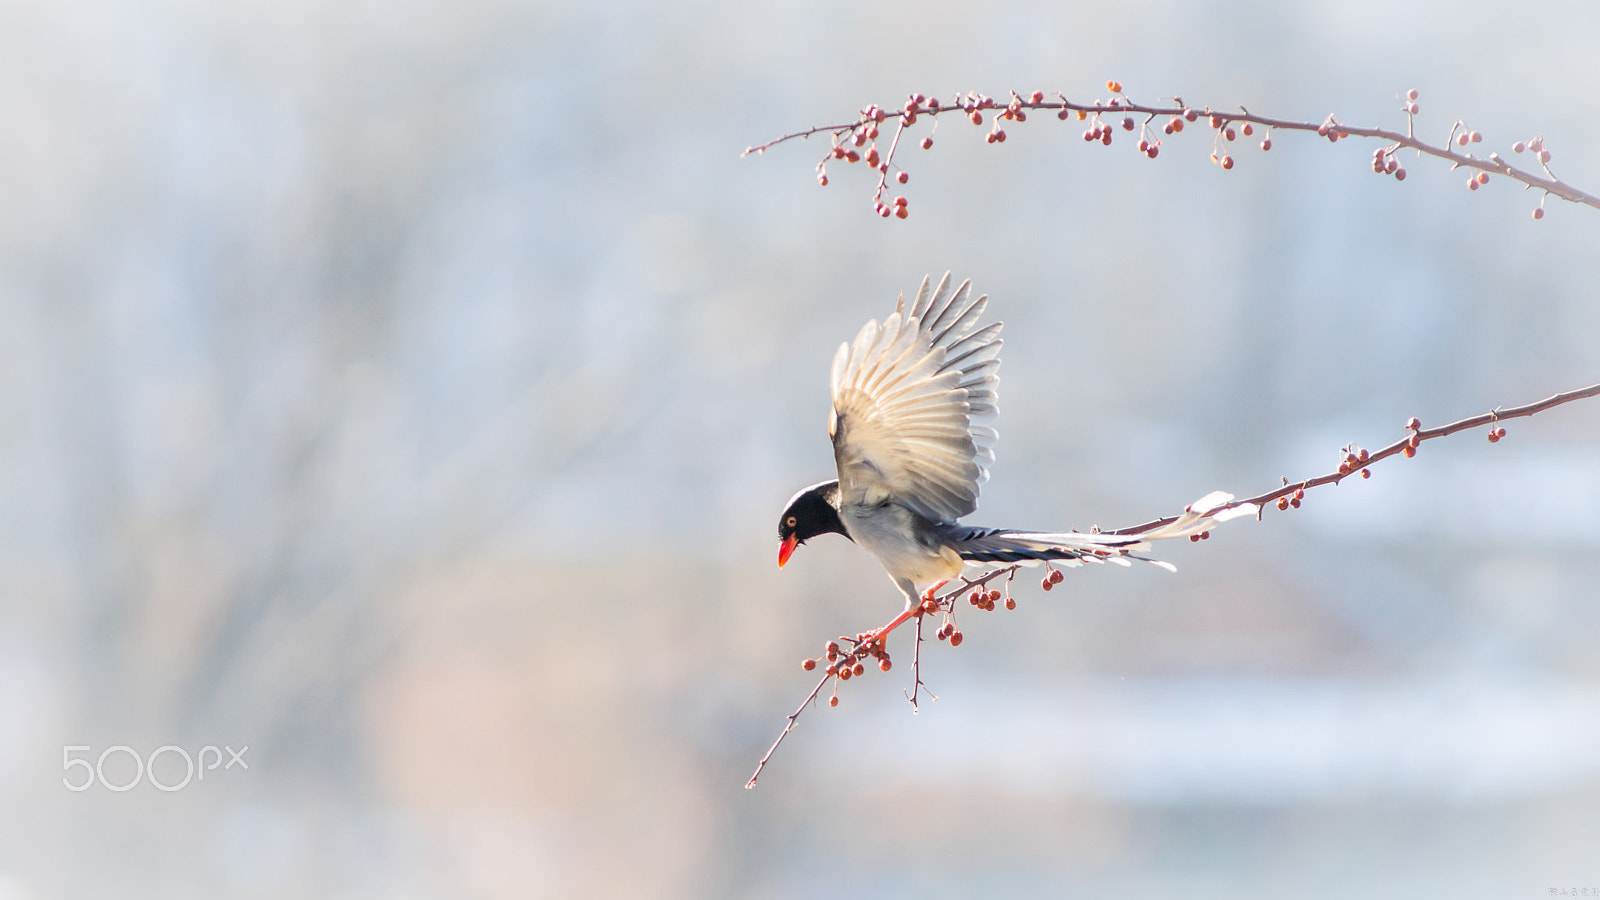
1146, 144, 1159, 158
920, 137, 933, 150
1122, 116, 1135, 131
1183, 108, 1198, 122
879, 659, 892, 672
1005, 597, 1016, 610
1276, 497, 1289, 511
1260, 139, 1271, 151
1533, 207, 1545, 220
1050, 569, 1064, 585
1361, 469, 1371, 479
865, 148, 879, 167
995, 129, 1007, 142
1041, 578, 1053, 591
1470, 131, 1482, 143
894, 207, 908, 219
802, 658, 816, 671
828, 695, 839, 707
949, 632, 964, 647
1403, 445, 1416, 458
970, 111, 983, 125
1456, 133, 1469, 147
896, 171, 908, 184
1394, 168, 1407, 181
1106, 80, 1122, 93
1242, 123, 1254, 136
853, 662, 865, 677
1512, 141, 1526, 153
1406, 417, 1421, 430
1406, 88, 1419, 101
1220, 155, 1234, 170
1030, 90, 1044, 103
1476, 172, 1488, 185
1224, 127, 1236, 141
817, 173, 829, 186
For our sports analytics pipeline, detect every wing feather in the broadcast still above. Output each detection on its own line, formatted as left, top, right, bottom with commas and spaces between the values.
830, 273, 1003, 523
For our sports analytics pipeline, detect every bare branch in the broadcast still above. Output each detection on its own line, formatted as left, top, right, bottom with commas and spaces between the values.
748, 86, 1596, 218
1114, 381, 1600, 535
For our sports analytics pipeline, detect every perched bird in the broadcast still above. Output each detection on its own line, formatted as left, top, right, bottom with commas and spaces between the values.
776, 273, 1254, 641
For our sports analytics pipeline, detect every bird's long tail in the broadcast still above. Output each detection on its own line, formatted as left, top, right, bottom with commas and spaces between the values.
949, 491, 1258, 572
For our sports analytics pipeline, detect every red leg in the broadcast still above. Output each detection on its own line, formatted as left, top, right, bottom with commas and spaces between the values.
860, 580, 949, 649
861, 607, 918, 648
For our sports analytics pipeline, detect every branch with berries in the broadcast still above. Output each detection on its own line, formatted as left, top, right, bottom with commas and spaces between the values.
742, 82, 1598, 788
747, 381, 1600, 788
743, 82, 1596, 220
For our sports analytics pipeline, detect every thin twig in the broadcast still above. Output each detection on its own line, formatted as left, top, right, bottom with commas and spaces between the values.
746, 669, 834, 789
903, 610, 935, 712
1114, 381, 1600, 535
747, 90, 1598, 213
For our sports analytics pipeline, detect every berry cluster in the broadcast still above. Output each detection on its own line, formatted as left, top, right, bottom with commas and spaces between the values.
793, 567, 1029, 708
1403, 417, 1422, 457
1337, 445, 1374, 479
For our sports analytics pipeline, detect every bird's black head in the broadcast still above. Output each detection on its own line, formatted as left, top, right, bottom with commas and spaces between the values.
776, 480, 847, 567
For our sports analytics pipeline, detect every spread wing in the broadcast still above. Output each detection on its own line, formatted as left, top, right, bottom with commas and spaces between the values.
829, 273, 1002, 523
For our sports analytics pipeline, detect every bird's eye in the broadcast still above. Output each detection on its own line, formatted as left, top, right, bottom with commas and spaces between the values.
785, 516, 797, 528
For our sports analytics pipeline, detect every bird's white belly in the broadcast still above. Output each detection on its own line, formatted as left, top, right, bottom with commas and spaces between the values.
841, 504, 964, 589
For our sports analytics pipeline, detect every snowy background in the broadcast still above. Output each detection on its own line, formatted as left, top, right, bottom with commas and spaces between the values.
2, 0, 1599, 896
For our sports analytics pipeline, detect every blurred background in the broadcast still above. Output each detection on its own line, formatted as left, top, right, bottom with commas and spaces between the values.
2, 0, 1599, 896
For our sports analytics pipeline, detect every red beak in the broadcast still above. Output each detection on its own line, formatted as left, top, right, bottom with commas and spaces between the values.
777, 535, 799, 568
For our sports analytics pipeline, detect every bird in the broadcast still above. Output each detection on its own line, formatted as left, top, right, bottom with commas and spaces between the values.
776, 272, 1255, 643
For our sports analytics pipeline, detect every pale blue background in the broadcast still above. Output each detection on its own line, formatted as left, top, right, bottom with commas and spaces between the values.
2, 1, 1598, 897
